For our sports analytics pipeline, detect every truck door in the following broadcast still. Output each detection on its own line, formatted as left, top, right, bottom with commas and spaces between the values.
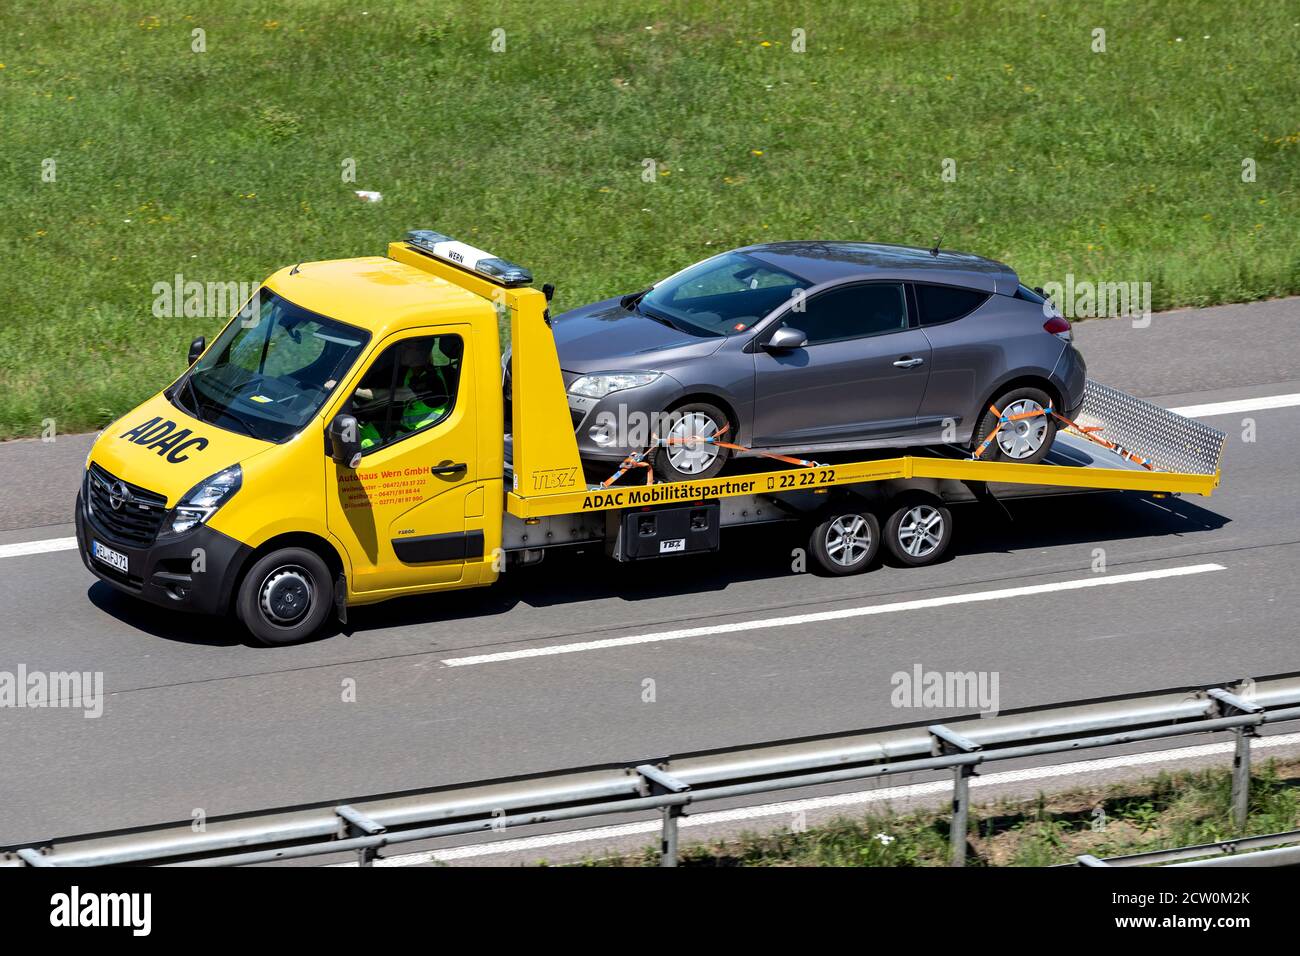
326, 327, 481, 594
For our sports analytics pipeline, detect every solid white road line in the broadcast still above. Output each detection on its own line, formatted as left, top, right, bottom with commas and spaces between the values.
0, 536, 78, 560
1170, 392, 1300, 418
441, 563, 1226, 667
344, 731, 1300, 866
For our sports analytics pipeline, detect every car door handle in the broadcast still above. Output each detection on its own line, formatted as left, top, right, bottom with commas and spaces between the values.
430, 462, 468, 477
893, 356, 925, 368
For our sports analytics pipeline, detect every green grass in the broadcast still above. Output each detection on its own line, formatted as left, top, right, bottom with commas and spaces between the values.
2, 1, 1297, 439
585, 759, 1300, 866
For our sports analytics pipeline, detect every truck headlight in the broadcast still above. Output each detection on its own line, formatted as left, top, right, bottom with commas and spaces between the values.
568, 372, 661, 399
160, 464, 242, 537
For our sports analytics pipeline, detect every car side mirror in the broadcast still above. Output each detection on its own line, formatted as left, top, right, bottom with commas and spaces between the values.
187, 336, 206, 366
327, 414, 363, 469
764, 326, 807, 351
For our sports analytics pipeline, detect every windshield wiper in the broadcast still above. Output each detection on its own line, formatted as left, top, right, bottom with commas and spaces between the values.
178, 374, 204, 422
620, 288, 651, 310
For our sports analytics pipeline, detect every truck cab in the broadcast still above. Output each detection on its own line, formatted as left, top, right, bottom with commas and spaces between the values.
76, 232, 551, 644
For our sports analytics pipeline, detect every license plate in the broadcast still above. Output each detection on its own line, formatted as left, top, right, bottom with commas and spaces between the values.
92, 540, 129, 574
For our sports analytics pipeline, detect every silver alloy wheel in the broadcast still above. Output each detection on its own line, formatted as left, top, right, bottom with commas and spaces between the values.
825, 514, 873, 567
665, 412, 721, 475
897, 505, 944, 558
996, 398, 1049, 459
259, 566, 314, 626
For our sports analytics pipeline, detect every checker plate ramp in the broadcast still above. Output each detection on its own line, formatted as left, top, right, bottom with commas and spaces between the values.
1072, 379, 1226, 476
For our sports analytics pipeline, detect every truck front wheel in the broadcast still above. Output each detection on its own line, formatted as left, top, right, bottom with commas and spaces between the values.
237, 547, 334, 646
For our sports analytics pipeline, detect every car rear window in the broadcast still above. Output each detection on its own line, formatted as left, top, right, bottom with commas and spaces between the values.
915, 284, 989, 325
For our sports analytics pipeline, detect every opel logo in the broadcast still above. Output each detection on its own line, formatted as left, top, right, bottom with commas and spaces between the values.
108, 481, 129, 511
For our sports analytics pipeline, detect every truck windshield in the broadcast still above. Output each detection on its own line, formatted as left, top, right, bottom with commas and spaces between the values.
170, 288, 369, 443
640, 252, 811, 336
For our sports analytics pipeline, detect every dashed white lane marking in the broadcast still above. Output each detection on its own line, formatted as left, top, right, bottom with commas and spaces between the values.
346, 732, 1300, 867
441, 563, 1226, 667
0, 536, 78, 560
1169, 393, 1300, 418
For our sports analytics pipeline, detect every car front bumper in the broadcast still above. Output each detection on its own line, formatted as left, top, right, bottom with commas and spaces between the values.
567, 374, 687, 462
75, 492, 250, 615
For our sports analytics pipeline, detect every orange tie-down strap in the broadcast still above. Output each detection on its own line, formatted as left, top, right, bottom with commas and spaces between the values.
971, 403, 1154, 470
600, 424, 822, 488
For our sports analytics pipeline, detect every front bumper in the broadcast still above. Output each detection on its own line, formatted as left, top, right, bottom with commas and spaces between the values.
75, 492, 250, 615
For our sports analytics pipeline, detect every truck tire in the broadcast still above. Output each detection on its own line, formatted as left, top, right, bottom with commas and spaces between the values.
972, 386, 1056, 465
652, 402, 732, 482
236, 547, 334, 646
882, 494, 953, 567
808, 509, 880, 576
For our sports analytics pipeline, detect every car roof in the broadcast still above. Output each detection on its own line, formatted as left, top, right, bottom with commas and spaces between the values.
737, 240, 1020, 294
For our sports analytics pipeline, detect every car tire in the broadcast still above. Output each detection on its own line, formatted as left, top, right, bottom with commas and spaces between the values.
236, 547, 334, 646
808, 508, 880, 576
652, 402, 732, 482
972, 386, 1057, 465
882, 494, 953, 567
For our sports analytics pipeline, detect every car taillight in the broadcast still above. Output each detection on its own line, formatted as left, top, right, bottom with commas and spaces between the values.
1043, 315, 1072, 342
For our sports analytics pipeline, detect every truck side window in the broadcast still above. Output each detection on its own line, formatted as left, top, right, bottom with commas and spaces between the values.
347, 334, 464, 453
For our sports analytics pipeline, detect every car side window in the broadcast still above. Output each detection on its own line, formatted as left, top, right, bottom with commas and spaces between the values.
346, 334, 464, 454
787, 283, 907, 346
916, 284, 990, 325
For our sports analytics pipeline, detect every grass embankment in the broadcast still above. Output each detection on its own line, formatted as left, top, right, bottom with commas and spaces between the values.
590, 760, 1300, 866
2, 1, 1297, 438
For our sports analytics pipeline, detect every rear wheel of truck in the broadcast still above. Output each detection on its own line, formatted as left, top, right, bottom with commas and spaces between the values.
809, 509, 880, 576
882, 494, 953, 567
237, 547, 333, 646
652, 402, 732, 482
972, 386, 1057, 465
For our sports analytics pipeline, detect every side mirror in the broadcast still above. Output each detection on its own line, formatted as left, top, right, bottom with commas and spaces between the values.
764, 326, 807, 351
187, 336, 206, 366
327, 414, 363, 469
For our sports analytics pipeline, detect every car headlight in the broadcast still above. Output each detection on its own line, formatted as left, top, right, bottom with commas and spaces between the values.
568, 372, 662, 399
160, 464, 242, 537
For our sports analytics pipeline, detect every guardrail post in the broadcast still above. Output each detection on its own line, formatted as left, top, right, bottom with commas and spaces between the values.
660, 806, 682, 867
336, 804, 386, 868
1207, 688, 1263, 834
950, 765, 974, 867
636, 764, 691, 868
929, 725, 982, 868
1231, 726, 1256, 833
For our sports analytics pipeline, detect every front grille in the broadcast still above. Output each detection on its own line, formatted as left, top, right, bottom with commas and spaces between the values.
86, 463, 169, 546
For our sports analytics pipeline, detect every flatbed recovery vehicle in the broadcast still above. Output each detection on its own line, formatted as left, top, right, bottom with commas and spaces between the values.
76, 230, 1227, 644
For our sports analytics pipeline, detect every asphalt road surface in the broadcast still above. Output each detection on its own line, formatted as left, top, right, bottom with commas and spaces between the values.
0, 297, 1297, 859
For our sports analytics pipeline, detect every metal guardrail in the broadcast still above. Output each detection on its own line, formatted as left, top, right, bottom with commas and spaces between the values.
1075, 829, 1300, 867
5, 674, 1300, 868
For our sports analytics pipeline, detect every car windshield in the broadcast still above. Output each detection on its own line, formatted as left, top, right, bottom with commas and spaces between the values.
640, 252, 811, 336
170, 288, 369, 443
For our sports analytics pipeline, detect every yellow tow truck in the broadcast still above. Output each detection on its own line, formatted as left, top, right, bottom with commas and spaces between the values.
76, 230, 1226, 644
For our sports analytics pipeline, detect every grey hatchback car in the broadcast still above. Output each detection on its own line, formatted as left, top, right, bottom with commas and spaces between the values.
509, 241, 1086, 481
